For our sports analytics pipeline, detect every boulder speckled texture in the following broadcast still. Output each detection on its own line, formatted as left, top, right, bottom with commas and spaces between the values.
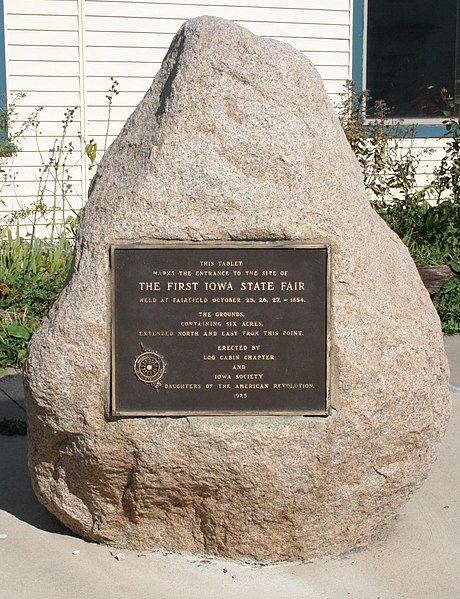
25, 17, 450, 561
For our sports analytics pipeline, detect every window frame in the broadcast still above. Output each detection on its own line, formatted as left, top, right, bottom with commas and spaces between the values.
352, 0, 448, 137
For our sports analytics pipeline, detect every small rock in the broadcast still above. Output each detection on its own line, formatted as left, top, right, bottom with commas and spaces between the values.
114, 552, 126, 561
72, 550, 80, 555
0, 534, 7, 540
223, 568, 228, 573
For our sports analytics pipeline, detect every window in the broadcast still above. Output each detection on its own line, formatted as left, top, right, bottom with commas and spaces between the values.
353, 0, 459, 135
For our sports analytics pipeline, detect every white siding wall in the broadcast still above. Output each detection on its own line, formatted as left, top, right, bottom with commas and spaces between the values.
408, 138, 448, 192
84, 0, 350, 153
2, 0, 356, 235
3, 0, 83, 235
363, 137, 450, 203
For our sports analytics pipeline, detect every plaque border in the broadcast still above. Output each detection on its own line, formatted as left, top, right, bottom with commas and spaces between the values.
110, 241, 331, 418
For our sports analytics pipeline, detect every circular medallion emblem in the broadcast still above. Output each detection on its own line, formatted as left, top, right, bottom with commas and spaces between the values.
133, 351, 166, 386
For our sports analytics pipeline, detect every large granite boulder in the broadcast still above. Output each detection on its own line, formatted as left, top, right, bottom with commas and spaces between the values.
25, 16, 450, 561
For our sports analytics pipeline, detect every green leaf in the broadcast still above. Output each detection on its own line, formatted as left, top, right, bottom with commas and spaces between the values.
85, 140, 97, 163
6, 323, 31, 340
448, 260, 460, 274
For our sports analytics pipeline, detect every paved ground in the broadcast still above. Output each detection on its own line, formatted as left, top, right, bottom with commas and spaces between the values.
0, 337, 459, 599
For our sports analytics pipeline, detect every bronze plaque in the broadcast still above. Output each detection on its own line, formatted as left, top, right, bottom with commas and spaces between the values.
111, 243, 330, 416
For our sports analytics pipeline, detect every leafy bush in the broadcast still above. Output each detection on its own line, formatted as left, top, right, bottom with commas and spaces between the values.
0, 226, 73, 372
376, 198, 460, 266
337, 82, 460, 333
432, 262, 460, 335
336, 81, 421, 202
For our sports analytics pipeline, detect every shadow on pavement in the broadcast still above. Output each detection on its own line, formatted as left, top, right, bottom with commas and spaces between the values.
0, 434, 76, 537
0, 372, 26, 411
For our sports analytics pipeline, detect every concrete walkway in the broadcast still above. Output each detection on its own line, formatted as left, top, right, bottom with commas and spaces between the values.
0, 338, 459, 599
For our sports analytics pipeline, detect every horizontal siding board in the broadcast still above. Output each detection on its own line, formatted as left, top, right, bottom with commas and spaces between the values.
0, 165, 82, 192
86, 125, 127, 141
6, 31, 79, 45
85, 4, 349, 25
7, 0, 78, 15
322, 80, 347, 95
327, 92, 342, 105
7, 144, 80, 162
273, 36, 348, 52
82, 134, 119, 149
315, 65, 348, 80
1, 184, 84, 199
253, 23, 349, 39
87, 0, 348, 9
2, 164, 83, 182
8, 135, 83, 152
7, 14, 79, 31
8, 45, 79, 61
6, 91, 81, 106
13, 106, 83, 123
1, 153, 82, 178
86, 106, 139, 121
2, 181, 82, 199
85, 16, 349, 39
406, 138, 447, 150
85, 120, 125, 136
86, 60, 165, 76
1, 192, 83, 206
8, 135, 82, 155
420, 151, 449, 163
305, 50, 349, 65
85, 15, 187, 33
9, 61, 80, 77
34, 191, 84, 204
86, 47, 175, 63
86, 90, 146, 106
87, 75, 152, 92
13, 120, 83, 138
86, 30, 181, 47
10, 76, 81, 92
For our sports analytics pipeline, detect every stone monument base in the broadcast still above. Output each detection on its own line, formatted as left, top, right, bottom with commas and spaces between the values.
25, 16, 451, 561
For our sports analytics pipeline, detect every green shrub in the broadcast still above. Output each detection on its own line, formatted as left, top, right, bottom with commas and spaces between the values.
337, 82, 460, 334
0, 226, 73, 372
376, 198, 460, 267
432, 262, 460, 335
